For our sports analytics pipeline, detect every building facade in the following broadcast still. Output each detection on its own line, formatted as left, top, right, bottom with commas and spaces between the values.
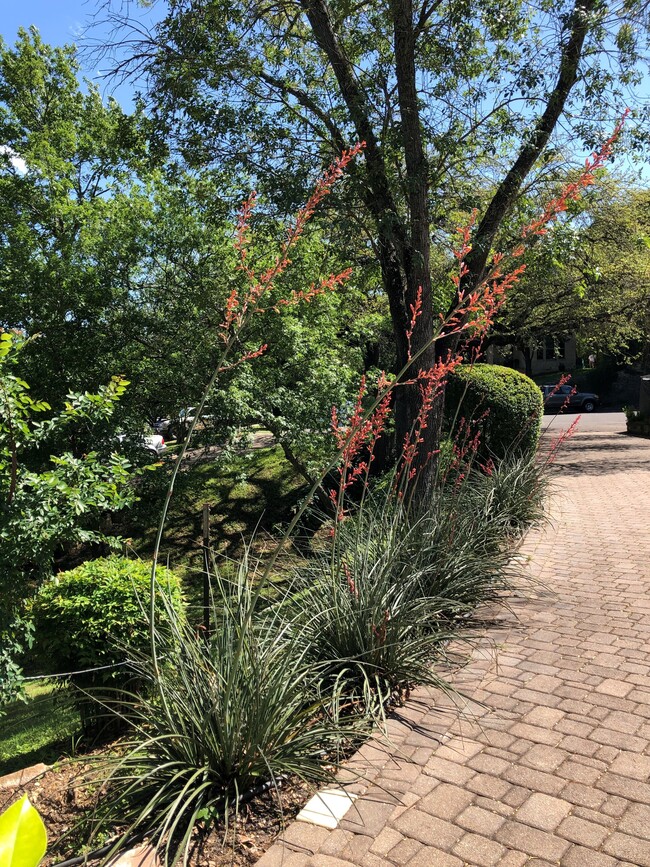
486, 336, 578, 377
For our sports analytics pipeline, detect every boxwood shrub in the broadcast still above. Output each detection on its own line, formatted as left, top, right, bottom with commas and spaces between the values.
445, 364, 543, 460
30, 556, 184, 735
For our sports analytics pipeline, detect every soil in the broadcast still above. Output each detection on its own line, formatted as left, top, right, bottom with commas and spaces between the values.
0, 758, 314, 866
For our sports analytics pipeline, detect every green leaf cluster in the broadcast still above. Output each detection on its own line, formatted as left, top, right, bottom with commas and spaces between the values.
0, 334, 138, 708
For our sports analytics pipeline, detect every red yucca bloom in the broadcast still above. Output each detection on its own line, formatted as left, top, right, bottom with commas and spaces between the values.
343, 562, 359, 599
541, 373, 578, 415
546, 415, 581, 464
219, 143, 366, 350
329, 374, 393, 519
405, 285, 423, 361
521, 110, 630, 241
450, 413, 489, 472
372, 609, 391, 646
396, 354, 463, 491
328, 113, 627, 504
272, 268, 353, 312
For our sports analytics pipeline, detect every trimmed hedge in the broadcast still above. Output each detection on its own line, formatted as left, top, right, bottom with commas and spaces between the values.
31, 556, 183, 677
445, 364, 543, 460
30, 556, 184, 735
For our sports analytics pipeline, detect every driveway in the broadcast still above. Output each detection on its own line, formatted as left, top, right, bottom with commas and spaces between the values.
259, 419, 650, 865
543, 409, 627, 436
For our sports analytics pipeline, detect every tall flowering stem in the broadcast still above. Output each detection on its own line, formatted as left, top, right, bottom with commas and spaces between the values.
521, 111, 630, 242
329, 375, 393, 522
149, 144, 365, 687
221, 142, 366, 339
545, 416, 581, 465
328, 114, 627, 512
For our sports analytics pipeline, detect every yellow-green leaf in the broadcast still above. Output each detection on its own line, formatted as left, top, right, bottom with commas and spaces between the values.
0, 796, 47, 867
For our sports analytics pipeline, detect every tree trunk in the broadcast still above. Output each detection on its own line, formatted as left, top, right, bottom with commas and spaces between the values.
430, 0, 596, 448
523, 346, 533, 378
302, 0, 595, 483
301, 0, 438, 488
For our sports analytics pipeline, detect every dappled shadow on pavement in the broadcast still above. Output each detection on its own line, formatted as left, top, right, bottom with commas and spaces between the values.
541, 429, 650, 477
260, 416, 650, 867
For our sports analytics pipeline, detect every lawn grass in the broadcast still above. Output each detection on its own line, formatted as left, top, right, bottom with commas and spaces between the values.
121, 443, 308, 605
0, 682, 79, 775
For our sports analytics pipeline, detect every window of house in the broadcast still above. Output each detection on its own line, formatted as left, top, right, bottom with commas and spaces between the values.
545, 336, 555, 358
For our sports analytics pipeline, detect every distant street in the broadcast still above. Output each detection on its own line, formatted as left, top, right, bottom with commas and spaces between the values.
542, 409, 627, 436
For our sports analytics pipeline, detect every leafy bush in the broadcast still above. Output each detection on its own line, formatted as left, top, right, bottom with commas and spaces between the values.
445, 364, 543, 460
30, 556, 183, 735
0, 332, 138, 709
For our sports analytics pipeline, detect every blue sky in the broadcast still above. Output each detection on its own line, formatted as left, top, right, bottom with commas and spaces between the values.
2, 1, 647, 180
1, 0, 162, 108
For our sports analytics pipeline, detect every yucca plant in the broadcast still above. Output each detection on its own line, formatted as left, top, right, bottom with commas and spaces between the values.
85, 560, 364, 866
403, 488, 516, 613
465, 452, 550, 535
287, 493, 458, 722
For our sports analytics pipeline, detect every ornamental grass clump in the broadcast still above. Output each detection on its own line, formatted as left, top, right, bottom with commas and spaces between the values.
85, 562, 365, 865
466, 451, 550, 535
288, 494, 455, 723
403, 489, 516, 614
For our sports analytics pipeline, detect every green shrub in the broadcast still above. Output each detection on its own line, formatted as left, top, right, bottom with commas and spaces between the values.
30, 556, 184, 735
0, 332, 137, 709
445, 364, 543, 460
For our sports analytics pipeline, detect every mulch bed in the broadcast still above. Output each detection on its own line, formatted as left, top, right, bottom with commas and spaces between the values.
1, 758, 314, 866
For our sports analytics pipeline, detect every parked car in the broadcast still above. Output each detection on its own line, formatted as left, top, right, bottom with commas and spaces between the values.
153, 407, 214, 440
117, 433, 167, 456
541, 384, 599, 412
153, 416, 172, 436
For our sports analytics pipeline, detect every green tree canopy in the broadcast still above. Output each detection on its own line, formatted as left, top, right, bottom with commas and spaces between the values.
0, 30, 376, 474
99, 0, 650, 477
491, 181, 650, 371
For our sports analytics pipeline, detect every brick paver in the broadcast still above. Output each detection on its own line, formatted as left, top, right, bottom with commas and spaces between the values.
259, 419, 650, 865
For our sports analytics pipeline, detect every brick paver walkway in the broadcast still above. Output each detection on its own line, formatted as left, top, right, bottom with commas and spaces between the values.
259, 419, 650, 866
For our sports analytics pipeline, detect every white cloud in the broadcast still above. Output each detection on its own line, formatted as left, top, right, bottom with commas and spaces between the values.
0, 145, 27, 175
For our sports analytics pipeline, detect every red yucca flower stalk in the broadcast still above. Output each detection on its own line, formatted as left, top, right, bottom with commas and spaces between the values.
542, 373, 577, 415
546, 415, 581, 465
218, 142, 366, 367
150, 142, 366, 676
329, 374, 392, 520
521, 110, 630, 242
328, 114, 628, 510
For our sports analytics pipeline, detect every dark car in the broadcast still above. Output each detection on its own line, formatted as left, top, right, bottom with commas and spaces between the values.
541, 384, 599, 412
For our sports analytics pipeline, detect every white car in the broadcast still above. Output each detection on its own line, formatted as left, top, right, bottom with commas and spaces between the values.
117, 433, 167, 456
144, 434, 167, 456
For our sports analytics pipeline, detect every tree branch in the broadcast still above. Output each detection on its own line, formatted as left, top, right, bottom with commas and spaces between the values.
299, 0, 413, 355
463, 0, 597, 289
256, 68, 347, 150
